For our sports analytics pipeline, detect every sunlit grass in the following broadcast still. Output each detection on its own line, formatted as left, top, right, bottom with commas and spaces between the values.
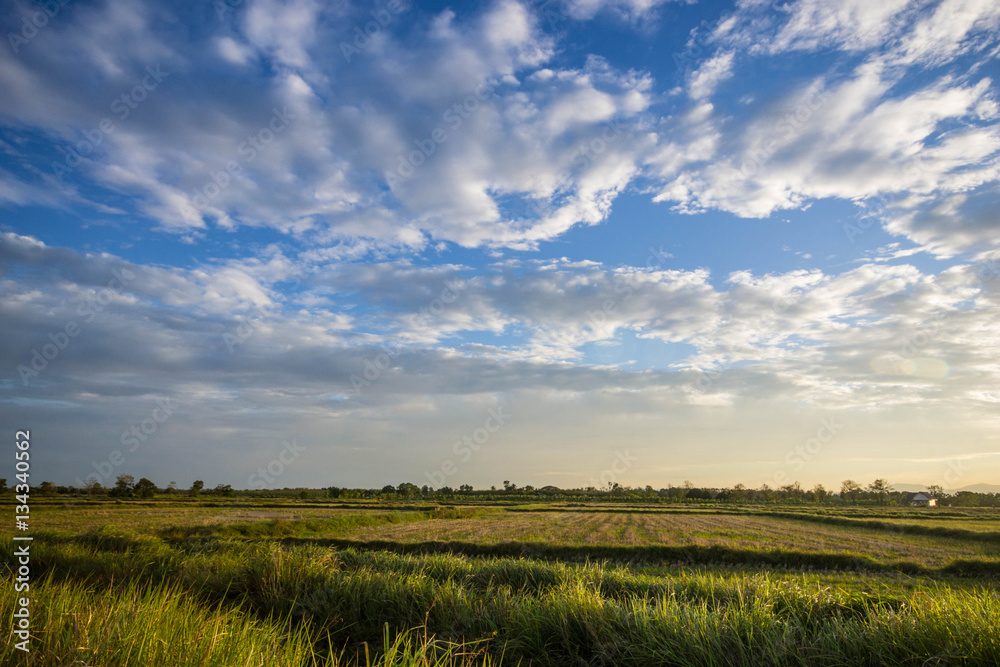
7, 501, 1000, 665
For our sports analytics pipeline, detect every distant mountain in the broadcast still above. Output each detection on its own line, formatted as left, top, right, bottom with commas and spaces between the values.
953, 483, 1000, 494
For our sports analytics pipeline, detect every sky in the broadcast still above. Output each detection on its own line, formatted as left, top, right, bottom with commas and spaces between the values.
1, 0, 999, 492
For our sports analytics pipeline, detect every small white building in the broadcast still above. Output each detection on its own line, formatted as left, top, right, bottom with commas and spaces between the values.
906, 491, 937, 507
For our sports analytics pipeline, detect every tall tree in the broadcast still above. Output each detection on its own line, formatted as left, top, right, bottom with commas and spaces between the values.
841, 479, 861, 502
811, 484, 827, 502
135, 477, 157, 498
867, 478, 893, 504
111, 474, 135, 498
82, 479, 104, 495
213, 483, 234, 497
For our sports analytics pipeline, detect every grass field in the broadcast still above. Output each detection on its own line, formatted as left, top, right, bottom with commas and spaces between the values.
5, 499, 1000, 665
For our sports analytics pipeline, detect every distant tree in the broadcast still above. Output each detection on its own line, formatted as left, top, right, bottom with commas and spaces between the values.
780, 482, 803, 501
110, 474, 135, 498
135, 478, 157, 498
165, 481, 178, 494
214, 483, 234, 497
380, 484, 396, 495
458, 484, 473, 493
397, 482, 420, 496
668, 485, 688, 501
867, 478, 893, 504
926, 484, 945, 499
953, 491, 980, 507
189, 480, 204, 496
299, 489, 310, 499
841, 479, 861, 502
811, 484, 827, 502
327, 486, 344, 498
0, 478, 8, 493
82, 479, 104, 495
38, 481, 56, 495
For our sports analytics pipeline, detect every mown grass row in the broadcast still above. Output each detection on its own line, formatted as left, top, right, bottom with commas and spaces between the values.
155, 507, 484, 541
135, 511, 1000, 577
4, 529, 1000, 665
289, 536, 1000, 578
141, 510, 1000, 577
753, 510, 1000, 544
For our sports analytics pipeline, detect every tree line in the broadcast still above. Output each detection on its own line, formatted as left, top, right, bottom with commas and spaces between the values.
5, 475, 998, 507
1, 476, 232, 498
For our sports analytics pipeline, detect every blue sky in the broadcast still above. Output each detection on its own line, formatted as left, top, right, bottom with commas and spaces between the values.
1, 0, 999, 491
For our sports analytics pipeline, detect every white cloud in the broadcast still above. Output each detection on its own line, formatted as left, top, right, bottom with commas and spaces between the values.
0, 0, 663, 251
892, 0, 1000, 66
649, 0, 1000, 255
243, 0, 322, 69
768, 0, 913, 53
215, 36, 254, 66
3, 234, 1000, 486
564, 0, 677, 21
687, 51, 734, 100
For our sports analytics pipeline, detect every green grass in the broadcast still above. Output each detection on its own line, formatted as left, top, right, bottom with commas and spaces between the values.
7, 500, 1000, 665
1, 574, 319, 667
